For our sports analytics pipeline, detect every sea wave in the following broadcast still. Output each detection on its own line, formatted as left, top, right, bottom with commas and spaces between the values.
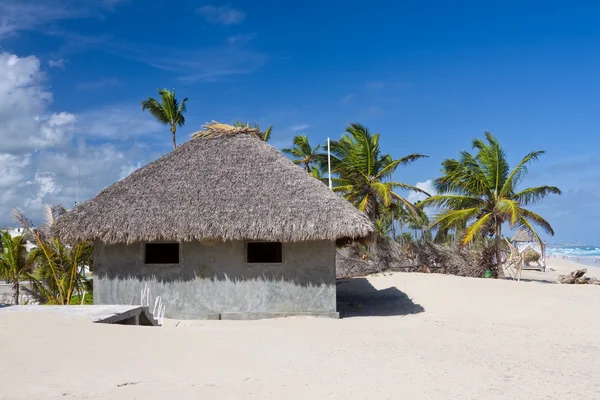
547, 245, 600, 258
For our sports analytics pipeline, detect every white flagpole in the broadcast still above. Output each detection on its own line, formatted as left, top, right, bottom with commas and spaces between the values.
327, 138, 332, 190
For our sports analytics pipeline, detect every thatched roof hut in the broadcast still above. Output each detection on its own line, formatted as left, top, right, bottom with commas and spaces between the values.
511, 228, 546, 271
54, 122, 374, 245
512, 228, 534, 243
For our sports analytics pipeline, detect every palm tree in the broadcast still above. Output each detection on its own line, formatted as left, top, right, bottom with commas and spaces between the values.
421, 132, 561, 278
324, 123, 428, 221
141, 89, 188, 150
0, 232, 34, 304
282, 135, 321, 173
407, 207, 429, 241
233, 121, 273, 142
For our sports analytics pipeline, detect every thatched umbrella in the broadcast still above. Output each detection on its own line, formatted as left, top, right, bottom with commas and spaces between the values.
54, 122, 374, 244
512, 228, 534, 242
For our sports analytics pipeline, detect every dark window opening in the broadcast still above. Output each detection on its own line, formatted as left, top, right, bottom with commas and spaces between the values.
145, 243, 179, 264
247, 242, 282, 263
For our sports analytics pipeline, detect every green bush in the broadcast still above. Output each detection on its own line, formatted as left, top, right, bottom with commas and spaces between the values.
68, 293, 93, 305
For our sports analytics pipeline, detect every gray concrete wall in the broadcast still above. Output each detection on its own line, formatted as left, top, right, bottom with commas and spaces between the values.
0, 282, 38, 305
94, 240, 337, 319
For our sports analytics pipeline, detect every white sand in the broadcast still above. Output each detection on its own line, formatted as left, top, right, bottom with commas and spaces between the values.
1, 267, 600, 400
519, 257, 600, 282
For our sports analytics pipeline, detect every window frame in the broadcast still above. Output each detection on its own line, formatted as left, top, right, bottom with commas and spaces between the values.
142, 242, 181, 265
246, 241, 284, 264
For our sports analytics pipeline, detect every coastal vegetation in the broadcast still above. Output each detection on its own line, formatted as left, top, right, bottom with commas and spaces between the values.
141, 88, 188, 150
0, 114, 562, 307
13, 206, 92, 305
421, 133, 561, 278
320, 123, 428, 220
282, 135, 321, 173
0, 231, 35, 304
283, 127, 559, 279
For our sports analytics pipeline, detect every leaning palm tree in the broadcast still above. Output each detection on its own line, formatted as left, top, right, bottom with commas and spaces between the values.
324, 123, 428, 221
282, 135, 321, 173
421, 132, 561, 278
0, 232, 35, 304
233, 121, 273, 142
141, 88, 188, 150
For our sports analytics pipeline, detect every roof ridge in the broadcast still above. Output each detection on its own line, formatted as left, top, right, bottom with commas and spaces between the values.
193, 121, 261, 140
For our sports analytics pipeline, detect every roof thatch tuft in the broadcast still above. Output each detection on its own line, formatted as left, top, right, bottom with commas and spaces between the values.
54, 122, 374, 244
513, 228, 534, 242
193, 121, 262, 140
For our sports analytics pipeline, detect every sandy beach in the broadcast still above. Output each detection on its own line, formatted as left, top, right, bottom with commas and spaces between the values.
1, 258, 599, 400
520, 256, 600, 282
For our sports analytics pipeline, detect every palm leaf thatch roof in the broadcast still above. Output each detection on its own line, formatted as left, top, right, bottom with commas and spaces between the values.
512, 228, 534, 242
54, 122, 374, 244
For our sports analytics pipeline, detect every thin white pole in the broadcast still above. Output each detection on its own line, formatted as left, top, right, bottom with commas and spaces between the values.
327, 138, 332, 190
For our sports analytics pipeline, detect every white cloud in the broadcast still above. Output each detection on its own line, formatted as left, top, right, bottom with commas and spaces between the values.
0, 53, 76, 153
22, 171, 60, 210
0, 0, 128, 39
78, 37, 268, 83
76, 104, 164, 139
228, 33, 257, 45
196, 5, 246, 25
0, 51, 157, 227
0, 141, 154, 226
120, 162, 141, 179
290, 124, 310, 132
48, 58, 67, 68
0, 154, 30, 190
407, 179, 436, 204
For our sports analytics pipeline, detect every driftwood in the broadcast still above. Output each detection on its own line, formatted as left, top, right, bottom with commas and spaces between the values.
504, 239, 523, 281
558, 269, 600, 284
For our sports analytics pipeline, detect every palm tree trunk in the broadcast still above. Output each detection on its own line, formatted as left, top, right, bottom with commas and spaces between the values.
12, 279, 19, 305
495, 224, 505, 279
367, 195, 379, 221
305, 162, 310, 173
171, 124, 177, 150
391, 208, 396, 240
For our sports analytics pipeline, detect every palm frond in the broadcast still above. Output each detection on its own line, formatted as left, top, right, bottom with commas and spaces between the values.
421, 194, 483, 209
461, 213, 493, 245
519, 208, 555, 236
499, 150, 545, 196
495, 199, 521, 226
513, 186, 562, 205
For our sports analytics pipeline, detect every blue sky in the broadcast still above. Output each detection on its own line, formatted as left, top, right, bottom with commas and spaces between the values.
0, 0, 598, 244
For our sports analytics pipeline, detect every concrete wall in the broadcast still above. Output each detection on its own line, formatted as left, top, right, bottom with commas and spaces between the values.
0, 282, 38, 305
94, 240, 337, 319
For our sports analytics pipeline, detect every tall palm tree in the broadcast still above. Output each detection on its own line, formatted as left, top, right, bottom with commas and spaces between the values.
324, 123, 428, 221
233, 121, 273, 142
141, 89, 188, 150
282, 135, 321, 173
407, 207, 429, 241
421, 132, 561, 278
0, 232, 34, 304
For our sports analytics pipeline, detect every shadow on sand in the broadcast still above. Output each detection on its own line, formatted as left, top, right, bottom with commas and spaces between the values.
336, 277, 425, 318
